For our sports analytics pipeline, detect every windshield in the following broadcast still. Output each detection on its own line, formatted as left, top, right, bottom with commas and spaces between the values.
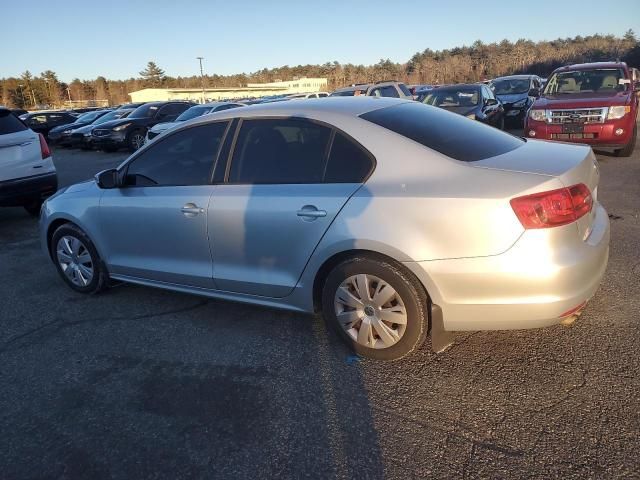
492, 78, 530, 95
421, 89, 480, 107
544, 68, 626, 94
76, 111, 104, 123
176, 106, 211, 122
92, 110, 123, 124
129, 103, 159, 119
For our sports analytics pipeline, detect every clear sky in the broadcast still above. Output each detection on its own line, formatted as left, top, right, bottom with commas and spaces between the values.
1, 0, 639, 82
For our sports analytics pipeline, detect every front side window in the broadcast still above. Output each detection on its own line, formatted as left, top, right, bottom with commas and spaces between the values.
398, 83, 412, 96
124, 122, 228, 187
544, 69, 626, 94
228, 118, 331, 184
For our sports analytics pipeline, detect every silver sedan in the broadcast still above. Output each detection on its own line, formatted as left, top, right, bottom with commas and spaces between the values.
39, 98, 610, 360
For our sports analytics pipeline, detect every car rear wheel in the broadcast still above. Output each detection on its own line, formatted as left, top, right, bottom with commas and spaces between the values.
615, 124, 637, 157
128, 131, 146, 151
50, 224, 108, 294
321, 256, 429, 360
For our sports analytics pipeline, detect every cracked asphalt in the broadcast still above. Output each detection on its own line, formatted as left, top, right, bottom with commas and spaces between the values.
1, 133, 639, 479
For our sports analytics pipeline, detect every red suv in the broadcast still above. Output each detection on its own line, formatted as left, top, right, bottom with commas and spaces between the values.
525, 62, 639, 156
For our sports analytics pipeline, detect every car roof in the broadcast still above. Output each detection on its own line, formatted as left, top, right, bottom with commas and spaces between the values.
554, 61, 627, 72
187, 97, 407, 125
333, 84, 371, 93
492, 75, 536, 81
430, 83, 481, 90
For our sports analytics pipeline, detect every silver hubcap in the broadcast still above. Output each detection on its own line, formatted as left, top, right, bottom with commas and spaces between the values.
334, 274, 408, 349
56, 236, 94, 287
132, 134, 145, 149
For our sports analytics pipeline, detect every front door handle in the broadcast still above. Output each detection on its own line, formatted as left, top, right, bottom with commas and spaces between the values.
297, 205, 327, 220
181, 203, 204, 217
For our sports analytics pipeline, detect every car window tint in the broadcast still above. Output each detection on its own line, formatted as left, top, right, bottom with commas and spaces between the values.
228, 118, 331, 184
318, 93, 328, 97
325, 133, 374, 183
398, 83, 412, 96
125, 122, 228, 187
370, 86, 399, 98
29, 115, 47, 125
361, 102, 523, 162
0, 110, 28, 134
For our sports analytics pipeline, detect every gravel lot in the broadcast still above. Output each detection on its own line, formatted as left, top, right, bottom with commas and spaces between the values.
1, 132, 639, 479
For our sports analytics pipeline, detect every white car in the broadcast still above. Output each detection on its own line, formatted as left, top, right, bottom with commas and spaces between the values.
287, 92, 330, 99
0, 108, 57, 215
145, 102, 244, 143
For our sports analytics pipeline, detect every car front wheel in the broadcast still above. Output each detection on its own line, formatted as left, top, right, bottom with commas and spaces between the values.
50, 224, 108, 294
321, 256, 429, 360
128, 131, 146, 151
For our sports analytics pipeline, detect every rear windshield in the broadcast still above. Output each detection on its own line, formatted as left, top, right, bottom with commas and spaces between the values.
0, 110, 28, 135
360, 102, 523, 162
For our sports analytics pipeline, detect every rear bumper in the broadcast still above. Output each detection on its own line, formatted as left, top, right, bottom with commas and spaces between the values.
405, 203, 610, 331
525, 118, 635, 148
0, 172, 58, 207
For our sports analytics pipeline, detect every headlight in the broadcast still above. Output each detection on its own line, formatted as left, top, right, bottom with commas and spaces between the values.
112, 123, 131, 132
466, 113, 476, 120
607, 106, 630, 120
513, 99, 527, 108
529, 109, 547, 122
63, 129, 72, 134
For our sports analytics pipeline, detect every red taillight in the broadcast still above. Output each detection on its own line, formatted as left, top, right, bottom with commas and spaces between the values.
38, 133, 51, 159
510, 183, 593, 229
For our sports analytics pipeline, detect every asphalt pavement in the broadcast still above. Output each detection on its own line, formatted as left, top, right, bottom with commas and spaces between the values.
0, 136, 638, 479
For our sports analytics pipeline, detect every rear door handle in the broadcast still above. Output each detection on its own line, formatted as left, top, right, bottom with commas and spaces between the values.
181, 203, 204, 217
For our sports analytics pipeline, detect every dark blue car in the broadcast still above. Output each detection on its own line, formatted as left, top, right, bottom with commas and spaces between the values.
490, 75, 543, 128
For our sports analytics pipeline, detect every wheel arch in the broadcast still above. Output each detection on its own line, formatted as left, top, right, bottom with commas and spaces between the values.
311, 248, 432, 314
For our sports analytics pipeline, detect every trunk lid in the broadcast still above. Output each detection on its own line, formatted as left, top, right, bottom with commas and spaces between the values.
472, 139, 600, 240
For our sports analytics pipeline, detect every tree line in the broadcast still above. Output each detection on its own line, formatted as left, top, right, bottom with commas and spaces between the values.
1, 31, 638, 109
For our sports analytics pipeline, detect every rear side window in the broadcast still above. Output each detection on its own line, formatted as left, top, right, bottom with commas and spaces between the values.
360, 102, 523, 162
0, 110, 28, 134
228, 118, 331, 184
325, 133, 374, 183
370, 85, 399, 98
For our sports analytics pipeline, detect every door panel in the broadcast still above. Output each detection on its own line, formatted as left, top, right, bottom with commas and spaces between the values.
99, 186, 216, 288
209, 183, 359, 297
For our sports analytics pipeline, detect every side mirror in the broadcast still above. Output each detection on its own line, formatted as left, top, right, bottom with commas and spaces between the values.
95, 168, 119, 189
529, 88, 541, 97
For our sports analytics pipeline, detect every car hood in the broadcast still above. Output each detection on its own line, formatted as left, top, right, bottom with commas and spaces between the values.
97, 118, 144, 129
149, 121, 178, 133
533, 91, 630, 109
72, 124, 95, 134
496, 93, 527, 104
438, 105, 477, 116
61, 179, 97, 195
50, 122, 85, 133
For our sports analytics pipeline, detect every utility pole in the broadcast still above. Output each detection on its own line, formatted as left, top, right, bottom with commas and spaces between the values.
18, 84, 26, 107
66, 86, 72, 104
197, 56, 205, 104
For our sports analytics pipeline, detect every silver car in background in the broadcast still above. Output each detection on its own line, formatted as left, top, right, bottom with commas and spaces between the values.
145, 101, 245, 142
39, 98, 609, 360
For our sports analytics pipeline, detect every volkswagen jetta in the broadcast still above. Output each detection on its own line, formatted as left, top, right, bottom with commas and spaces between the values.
39, 98, 610, 360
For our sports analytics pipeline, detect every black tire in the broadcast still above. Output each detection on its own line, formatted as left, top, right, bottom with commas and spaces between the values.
23, 200, 43, 217
127, 130, 146, 152
498, 116, 505, 130
50, 223, 108, 294
615, 124, 637, 157
321, 255, 429, 361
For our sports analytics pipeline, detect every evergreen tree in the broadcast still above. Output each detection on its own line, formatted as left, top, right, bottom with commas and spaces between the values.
139, 61, 166, 87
